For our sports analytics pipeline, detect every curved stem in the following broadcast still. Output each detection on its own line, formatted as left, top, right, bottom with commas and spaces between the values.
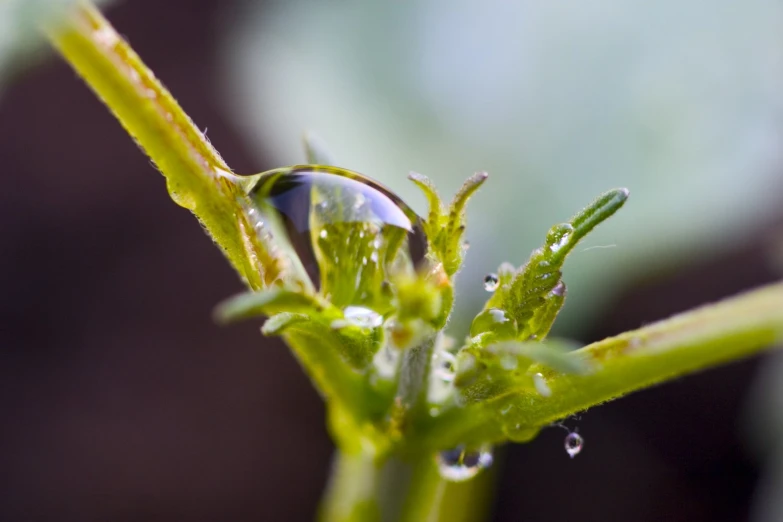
320, 450, 382, 522
43, 1, 280, 288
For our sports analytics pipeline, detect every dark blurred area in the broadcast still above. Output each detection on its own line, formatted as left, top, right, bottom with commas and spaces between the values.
0, 1, 781, 521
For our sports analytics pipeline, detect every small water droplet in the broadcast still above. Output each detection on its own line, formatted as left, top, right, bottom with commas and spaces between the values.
533, 372, 551, 397
436, 445, 494, 482
470, 308, 517, 338
433, 350, 457, 383
551, 281, 566, 297
319, 229, 328, 239
564, 432, 583, 458
547, 224, 575, 253
343, 306, 383, 328
483, 273, 499, 292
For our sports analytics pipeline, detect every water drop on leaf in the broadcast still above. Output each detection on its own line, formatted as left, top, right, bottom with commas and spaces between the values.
470, 307, 518, 338
343, 305, 383, 328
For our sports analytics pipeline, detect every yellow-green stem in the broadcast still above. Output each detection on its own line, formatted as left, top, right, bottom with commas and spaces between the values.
43, 1, 280, 289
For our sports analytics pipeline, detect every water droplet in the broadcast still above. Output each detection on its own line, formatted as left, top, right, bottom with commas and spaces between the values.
551, 281, 566, 297
533, 372, 551, 397
247, 166, 427, 292
470, 308, 517, 338
564, 432, 583, 458
483, 273, 499, 292
436, 445, 494, 482
343, 306, 383, 328
546, 224, 575, 253
433, 350, 457, 383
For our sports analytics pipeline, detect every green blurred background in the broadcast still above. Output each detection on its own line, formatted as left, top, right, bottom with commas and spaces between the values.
1, 0, 781, 521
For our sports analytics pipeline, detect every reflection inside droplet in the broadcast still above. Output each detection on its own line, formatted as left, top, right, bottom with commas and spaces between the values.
247, 166, 427, 303
564, 432, 583, 458
436, 445, 494, 482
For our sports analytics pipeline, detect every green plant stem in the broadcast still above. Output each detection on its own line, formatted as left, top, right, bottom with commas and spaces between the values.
418, 281, 783, 450
320, 450, 381, 522
43, 1, 279, 289
320, 450, 494, 522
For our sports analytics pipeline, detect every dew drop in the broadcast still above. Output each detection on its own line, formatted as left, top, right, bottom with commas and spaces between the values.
551, 281, 566, 297
343, 306, 383, 328
436, 445, 494, 482
533, 372, 552, 397
564, 432, 583, 458
470, 308, 517, 338
547, 224, 575, 253
483, 273, 499, 292
433, 350, 457, 383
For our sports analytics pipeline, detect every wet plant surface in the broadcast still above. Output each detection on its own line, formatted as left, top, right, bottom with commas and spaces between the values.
0, 2, 780, 522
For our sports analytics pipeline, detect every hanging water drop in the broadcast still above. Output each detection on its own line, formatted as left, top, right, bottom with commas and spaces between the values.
343, 306, 383, 328
551, 280, 566, 297
483, 273, 499, 292
564, 432, 583, 458
436, 445, 494, 482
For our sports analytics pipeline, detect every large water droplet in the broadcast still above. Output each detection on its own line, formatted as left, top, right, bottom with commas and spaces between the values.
470, 308, 517, 338
436, 445, 494, 482
483, 273, 499, 292
247, 166, 427, 303
564, 432, 583, 458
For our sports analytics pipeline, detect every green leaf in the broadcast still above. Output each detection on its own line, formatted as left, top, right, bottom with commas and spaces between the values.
415, 281, 783, 451
471, 188, 628, 340
215, 288, 327, 323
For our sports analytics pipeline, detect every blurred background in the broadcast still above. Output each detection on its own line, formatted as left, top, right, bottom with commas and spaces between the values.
1, 0, 782, 520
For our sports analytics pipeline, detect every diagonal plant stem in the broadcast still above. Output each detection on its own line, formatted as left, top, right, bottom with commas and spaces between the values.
43, 0, 280, 289
415, 281, 783, 451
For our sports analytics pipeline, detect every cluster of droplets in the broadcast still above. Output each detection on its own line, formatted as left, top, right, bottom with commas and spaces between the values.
436, 445, 494, 482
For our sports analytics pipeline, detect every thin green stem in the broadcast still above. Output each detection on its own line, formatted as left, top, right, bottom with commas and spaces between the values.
320, 450, 382, 522
43, 1, 280, 289
418, 281, 783, 450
